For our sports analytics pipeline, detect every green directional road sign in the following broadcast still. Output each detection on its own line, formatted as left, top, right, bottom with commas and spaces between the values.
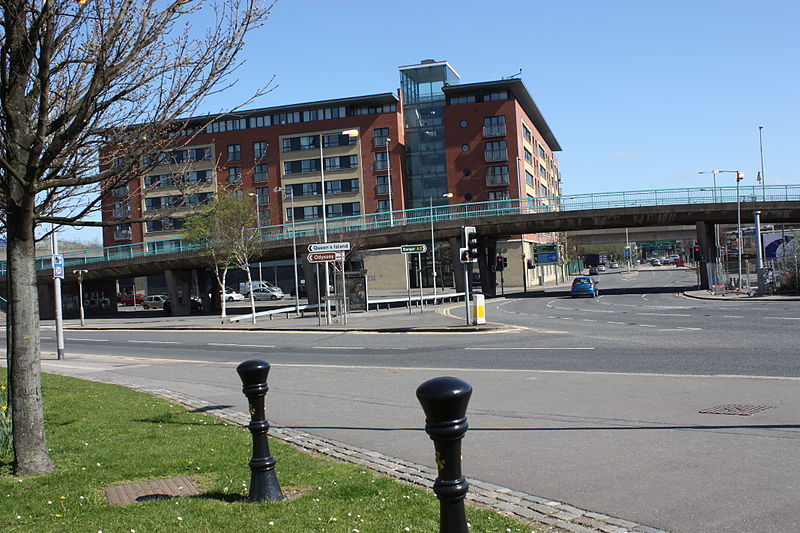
400, 244, 427, 254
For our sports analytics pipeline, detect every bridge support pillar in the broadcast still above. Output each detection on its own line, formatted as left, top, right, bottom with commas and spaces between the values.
695, 221, 719, 291
165, 268, 192, 315
478, 237, 497, 297
197, 268, 216, 312
449, 237, 467, 294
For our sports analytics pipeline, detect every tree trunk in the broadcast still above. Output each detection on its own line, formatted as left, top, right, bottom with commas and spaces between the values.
7, 209, 56, 475
218, 268, 228, 319
245, 266, 257, 324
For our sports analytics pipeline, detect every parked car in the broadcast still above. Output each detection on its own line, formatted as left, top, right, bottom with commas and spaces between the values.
142, 295, 168, 310
650, 258, 662, 266
118, 293, 145, 306
223, 288, 245, 301
596, 264, 606, 272
251, 285, 284, 300
571, 276, 599, 298
163, 296, 202, 313
609, 262, 619, 269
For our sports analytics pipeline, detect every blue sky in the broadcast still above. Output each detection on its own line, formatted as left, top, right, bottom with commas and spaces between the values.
63, 0, 799, 242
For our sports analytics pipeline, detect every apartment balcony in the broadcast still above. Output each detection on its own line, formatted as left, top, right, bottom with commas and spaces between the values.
483, 124, 506, 138
485, 149, 508, 162
486, 174, 510, 187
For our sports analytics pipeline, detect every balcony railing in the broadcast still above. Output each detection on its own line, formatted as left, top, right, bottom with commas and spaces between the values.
486, 174, 509, 187
483, 125, 506, 137
485, 149, 508, 162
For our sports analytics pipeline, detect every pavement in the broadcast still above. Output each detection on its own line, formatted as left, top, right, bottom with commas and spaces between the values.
24, 279, 800, 533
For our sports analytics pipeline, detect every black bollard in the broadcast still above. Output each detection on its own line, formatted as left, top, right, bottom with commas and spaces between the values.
236, 359, 284, 502
416, 376, 472, 533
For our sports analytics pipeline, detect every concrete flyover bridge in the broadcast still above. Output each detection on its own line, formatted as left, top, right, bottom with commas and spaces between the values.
3, 184, 799, 314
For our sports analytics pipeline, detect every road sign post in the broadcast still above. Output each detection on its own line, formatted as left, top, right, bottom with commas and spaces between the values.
308, 242, 351, 253
401, 245, 428, 313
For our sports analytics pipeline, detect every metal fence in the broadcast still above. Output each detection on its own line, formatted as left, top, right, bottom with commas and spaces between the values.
3, 184, 799, 275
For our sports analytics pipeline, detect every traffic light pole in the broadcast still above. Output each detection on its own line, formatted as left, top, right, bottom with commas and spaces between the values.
463, 263, 472, 326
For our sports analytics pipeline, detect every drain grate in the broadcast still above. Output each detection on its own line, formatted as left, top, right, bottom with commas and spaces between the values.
104, 476, 200, 505
699, 404, 774, 416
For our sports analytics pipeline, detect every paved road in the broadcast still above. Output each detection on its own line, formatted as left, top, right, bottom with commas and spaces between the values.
5, 268, 800, 533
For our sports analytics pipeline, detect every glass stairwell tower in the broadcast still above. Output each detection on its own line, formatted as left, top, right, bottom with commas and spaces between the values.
399, 60, 461, 209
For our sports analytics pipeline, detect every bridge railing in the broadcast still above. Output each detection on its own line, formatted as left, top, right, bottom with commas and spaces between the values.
3, 184, 799, 275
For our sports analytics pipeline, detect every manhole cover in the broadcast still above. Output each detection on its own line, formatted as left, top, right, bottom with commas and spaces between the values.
104, 476, 200, 505
699, 404, 774, 416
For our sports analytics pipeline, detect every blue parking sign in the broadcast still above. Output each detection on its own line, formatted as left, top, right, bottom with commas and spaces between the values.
52, 254, 64, 279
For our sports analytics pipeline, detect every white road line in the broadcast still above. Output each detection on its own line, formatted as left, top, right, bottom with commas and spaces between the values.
638, 324, 657, 328
465, 347, 595, 351
581, 319, 598, 322
312, 346, 366, 350
127, 340, 180, 345
66, 338, 109, 342
676, 327, 702, 331
723, 315, 743, 319
637, 313, 692, 317
764, 317, 800, 320
607, 321, 625, 324
208, 343, 276, 348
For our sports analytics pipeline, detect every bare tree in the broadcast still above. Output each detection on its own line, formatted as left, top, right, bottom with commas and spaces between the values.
0, 0, 273, 475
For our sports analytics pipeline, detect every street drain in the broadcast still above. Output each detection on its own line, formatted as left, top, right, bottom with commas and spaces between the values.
699, 404, 774, 416
104, 475, 200, 505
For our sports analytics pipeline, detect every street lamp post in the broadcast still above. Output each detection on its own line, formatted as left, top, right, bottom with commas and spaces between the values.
430, 192, 453, 305
758, 125, 766, 201
73, 269, 88, 327
248, 192, 263, 283
698, 169, 719, 202
275, 187, 300, 316
386, 137, 394, 227
319, 129, 359, 325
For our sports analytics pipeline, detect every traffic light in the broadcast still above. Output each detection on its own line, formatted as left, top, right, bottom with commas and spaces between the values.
527, 259, 535, 269
461, 226, 478, 263
692, 244, 705, 262
459, 247, 471, 263
495, 256, 505, 271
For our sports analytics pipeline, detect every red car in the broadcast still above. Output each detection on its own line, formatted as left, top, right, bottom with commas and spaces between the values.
118, 293, 145, 305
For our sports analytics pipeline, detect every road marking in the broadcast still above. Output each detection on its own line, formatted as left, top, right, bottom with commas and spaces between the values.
676, 326, 702, 331
637, 313, 692, 317
127, 340, 180, 345
23, 352, 800, 382
312, 346, 366, 350
465, 347, 595, 351
764, 317, 800, 320
208, 343, 276, 348
723, 315, 743, 319
607, 321, 625, 325
66, 338, 109, 342
581, 319, 598, 322
638, 324, 657, 328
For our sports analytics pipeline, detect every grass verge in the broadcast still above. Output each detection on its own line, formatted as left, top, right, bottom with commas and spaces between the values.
1, 373, 541, 532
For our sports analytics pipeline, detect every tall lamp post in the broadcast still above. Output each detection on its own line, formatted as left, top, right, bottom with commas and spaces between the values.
758, 125, 766, 201
73, 269, 88, 327
430, 192, 453, 305
698, 169, 719, 203
248, 191, 263, 283
385, 137, 394, 227
320, 129, 359, 325
274, 186, 300, 316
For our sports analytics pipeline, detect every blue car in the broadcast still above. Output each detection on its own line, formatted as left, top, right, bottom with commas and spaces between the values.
571, 276, 599, 298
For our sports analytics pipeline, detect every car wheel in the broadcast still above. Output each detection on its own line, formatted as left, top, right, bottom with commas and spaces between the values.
226, 297, 233, 302
143, 304, 149, 309
271, 295, 278, 300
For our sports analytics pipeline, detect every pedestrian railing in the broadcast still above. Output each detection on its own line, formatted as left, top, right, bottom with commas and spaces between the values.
3, 184, 799, 275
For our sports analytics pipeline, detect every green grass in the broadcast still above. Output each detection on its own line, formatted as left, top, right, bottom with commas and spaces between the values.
0, 374, 540, 532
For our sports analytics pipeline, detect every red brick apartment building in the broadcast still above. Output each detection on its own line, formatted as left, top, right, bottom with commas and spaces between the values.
101, 60, 562, 290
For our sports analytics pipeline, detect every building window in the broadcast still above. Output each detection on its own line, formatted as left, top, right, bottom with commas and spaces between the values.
112, 200, 130, 219
540, 184, 549, 197
254, 163, 268, 183
326, 202, 361, 218
484, 140, 508, 162
228, 166, 242, 184
283, 159, 320, 175
322, 133, 357, 148
486, 165, 509, 187
461, 144, 470, 152
255, 186, 270, 206
525, 170, 534, 186
112, 183, 130, 197
483, 115, 506, 137
539, 164, 547, 177
374, 127, 389, 147
275, 111, 301, 125
377, 199, 390, 212
376, 175, 390, 195
450, 95, 476, 105
538, 143, 546, 159
522, 123, 532, 143
184, 170, 210, 184
323, 155, 358, 171
249, 115, 271, 128
326, 178, 359, 195
524, 148, 533, 164
374, 151, 388, 171
283, 135, 319, 152
485, 91, 508, 101
488, 190, 510, 201
254, 141, 267, 159
114, 224, 131, 241
227, 144, 241, 162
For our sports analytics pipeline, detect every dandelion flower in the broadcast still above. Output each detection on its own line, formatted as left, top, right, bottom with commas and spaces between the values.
55, 514, 63, 518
